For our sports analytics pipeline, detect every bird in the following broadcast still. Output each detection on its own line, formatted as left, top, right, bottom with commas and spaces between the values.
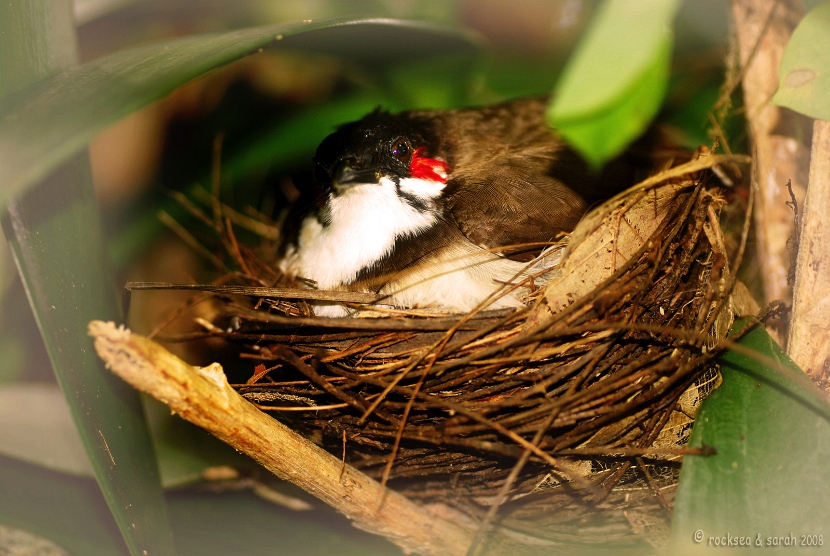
279, 96, 653, 316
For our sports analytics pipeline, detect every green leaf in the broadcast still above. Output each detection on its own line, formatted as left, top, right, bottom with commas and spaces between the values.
0, 1, 77, 102
0, 18, 481, 211
0, 456, 129, 555
772, 1, 830, 120
671, 322, 830, 552
547, 0, 681, 168
2, 3, 175, 554
4, 154, 177, 556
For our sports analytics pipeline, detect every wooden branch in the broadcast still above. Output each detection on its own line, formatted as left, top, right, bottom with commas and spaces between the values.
731, 0, 809, 307
88, 320, 474, 556
788, 120, 830, 390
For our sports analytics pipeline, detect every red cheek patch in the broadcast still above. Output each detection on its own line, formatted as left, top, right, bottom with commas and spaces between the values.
409, 147, 450, 183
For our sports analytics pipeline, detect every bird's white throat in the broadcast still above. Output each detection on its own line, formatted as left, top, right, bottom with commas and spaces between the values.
281, 172, 562, 317
285, 176, 446, 288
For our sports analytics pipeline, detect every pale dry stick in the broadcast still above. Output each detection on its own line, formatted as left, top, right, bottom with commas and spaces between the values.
731, 0, 809, 307
88, 320, 474, 556
788, 120, 830, 390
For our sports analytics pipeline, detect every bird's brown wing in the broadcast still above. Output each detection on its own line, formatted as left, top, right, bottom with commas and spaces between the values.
445, 161, 588, 261
421, 97, 589, 261
433, 97, 685, 261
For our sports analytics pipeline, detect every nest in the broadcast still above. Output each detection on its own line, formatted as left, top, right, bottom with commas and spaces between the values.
147, 153, 749, 548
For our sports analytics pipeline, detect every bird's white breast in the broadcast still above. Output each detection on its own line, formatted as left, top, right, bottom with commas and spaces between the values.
281, 173, 562, 316
285, 176, 444, 289
379, 245, 526, 312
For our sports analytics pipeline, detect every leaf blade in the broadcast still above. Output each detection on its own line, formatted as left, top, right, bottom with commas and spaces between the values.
547, 0, 681, 167
771, 1, 830, 120
0, 18, 481, 209
671, 322, 830, 552
4, 154, 176, 555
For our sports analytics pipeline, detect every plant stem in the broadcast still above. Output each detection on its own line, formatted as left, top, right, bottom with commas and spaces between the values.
788, 120, 830, 391
730, 0, 809, 314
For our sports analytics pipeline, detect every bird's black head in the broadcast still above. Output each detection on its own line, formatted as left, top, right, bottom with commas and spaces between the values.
312, 109, 448, 194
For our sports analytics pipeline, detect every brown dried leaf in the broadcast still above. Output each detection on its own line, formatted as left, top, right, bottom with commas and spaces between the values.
545, 155, 746, 315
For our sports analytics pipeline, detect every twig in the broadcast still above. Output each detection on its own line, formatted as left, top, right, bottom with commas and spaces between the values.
88, 320, 474, 556
784, 179, 800, 286
125, 282, 379, 304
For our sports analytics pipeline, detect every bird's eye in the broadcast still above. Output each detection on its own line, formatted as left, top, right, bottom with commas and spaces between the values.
391, 139, 410, 161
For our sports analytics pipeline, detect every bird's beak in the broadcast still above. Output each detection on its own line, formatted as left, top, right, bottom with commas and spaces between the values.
332, 160, 381, 191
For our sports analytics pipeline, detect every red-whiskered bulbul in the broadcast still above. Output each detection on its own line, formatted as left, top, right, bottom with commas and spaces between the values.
280, 96, 660, 316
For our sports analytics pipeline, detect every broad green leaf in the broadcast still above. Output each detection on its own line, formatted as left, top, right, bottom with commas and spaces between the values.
547, 0, 681, 167
2, 3, 175, 554
0, 18, 481, 210
0, 1, 77, 102
671, 322, 830, 553
4, 154, 176, 556
772, 1, 830, 120
0, 455, 129, 555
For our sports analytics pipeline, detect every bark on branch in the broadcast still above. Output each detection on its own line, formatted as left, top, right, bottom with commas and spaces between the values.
788, 121, 830, 390
731, 0, 808, 308
88, 320, 474, 556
